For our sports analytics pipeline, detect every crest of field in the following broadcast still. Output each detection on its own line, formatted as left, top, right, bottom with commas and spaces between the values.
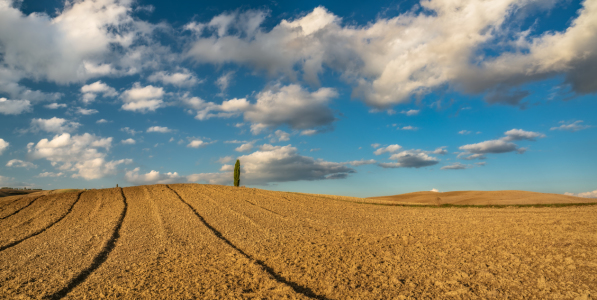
364, 190, 596, 206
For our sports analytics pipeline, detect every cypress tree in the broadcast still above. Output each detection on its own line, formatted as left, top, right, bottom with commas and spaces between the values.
234, 159, 241, 187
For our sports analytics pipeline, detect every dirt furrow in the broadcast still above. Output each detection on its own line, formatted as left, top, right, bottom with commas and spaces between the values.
0, 189, 123, 299
167, 184, 321, 299
64, 185, 300, 299
0, 195, 42, 220
0, 191, 82, 251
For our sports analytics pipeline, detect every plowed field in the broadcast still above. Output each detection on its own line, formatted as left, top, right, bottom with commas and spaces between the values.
1, 184, 595, 299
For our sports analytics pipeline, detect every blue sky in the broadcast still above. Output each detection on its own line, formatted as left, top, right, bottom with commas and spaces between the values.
0, 0, 595, 197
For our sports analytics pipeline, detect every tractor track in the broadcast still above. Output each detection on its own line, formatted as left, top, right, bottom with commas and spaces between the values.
166, 184, 331, 300
0, 191, 83, 252
45, 188, 128, 300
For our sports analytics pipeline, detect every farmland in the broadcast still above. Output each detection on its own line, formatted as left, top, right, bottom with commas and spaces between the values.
1, 184, 596, 299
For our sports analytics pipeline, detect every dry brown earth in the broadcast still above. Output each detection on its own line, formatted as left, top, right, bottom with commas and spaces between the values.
0, 184, 595, 299
366, 190, 597, 206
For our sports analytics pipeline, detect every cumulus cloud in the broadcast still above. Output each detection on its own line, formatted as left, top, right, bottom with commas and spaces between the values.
550, 120, 592, 132
458, 130, 471, 135
0, 138, 9, 155
183, 84, 337, 134
458, 128, 545, 159
502, 129, 546, 141
121, 127, 141, 136
121, 138, 136, 145
44, 103, 67, 109
30, 117, 81, 134
0, 98, 31, 115
379, 150, 440, 168
399, 126, 418, 131
565, 190, 597, 198
440, 162, 471, 170
194, 144, 355, 185
96, 119, 110, 124
216, 71, 235, 93
6, 159, 37, 169
80, 81, 118, 104
401, 110, 420, 116
148, 69, 200, 87
374, 144, 402, 155
186, 2, 597, 108
430, 188, 439, 192
346, 159, 376, 166
271, 130, 290, 142
125, 168, 185, 185
0, 0, 163, 102
147, 126, 172, 133
27, 133, 132, 180
76, 107, 99, 115
121, 83, 165, 112
371, 143, 381, 149
187, 140, 206, 148
235, 141, 255, 152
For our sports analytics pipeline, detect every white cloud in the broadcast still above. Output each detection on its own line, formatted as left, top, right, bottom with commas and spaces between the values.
399, 126, 418, 131
271, 130, 290, 142
0, 138, 8, 155
551, 120, 592, 132
6, 159, 37, 169
440, 162, 471, 170
76, 107, 99, 115
216, 71, 235, 93
96, 119, 110, 124
121, 83, 165, 112
125, 168, 185, 185
219, 144, 355, 185
36, 172, 64, 178
565, 190, 597, 198
0, 98, 31, 115
346, 159, 376, 166
121, 127, 141, 136
374, 144, 402, 155
0, 0, 164, 85
80, 81, 118, 104
458, 130, 471, 135
121, 138, 136, 145
45, 103, 67, 109
235, 141, 255, 152
186, 2, 597, 107
371, 143, 381, 149
147, 126, 172, 133
185, 84, 337, 134
148, 70, 199, 87
30, 117, 80, 134
401, 109, 420, 116
459, 128, 545, 159
430, 188, 439, 193
379, 150, 440, 168
187, 140, 205, 148
502, 129, 546, 141
28, 133, 132, 180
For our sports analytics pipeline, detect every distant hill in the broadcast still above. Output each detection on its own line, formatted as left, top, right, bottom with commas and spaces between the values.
0, 188, 41, 198
366, 190, 597, 205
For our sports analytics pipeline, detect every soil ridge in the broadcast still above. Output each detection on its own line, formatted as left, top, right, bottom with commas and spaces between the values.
166, 184, 330, 300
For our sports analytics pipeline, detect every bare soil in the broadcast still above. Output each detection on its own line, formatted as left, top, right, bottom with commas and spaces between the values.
367, 190, 597, 206
0, 184, 595, 299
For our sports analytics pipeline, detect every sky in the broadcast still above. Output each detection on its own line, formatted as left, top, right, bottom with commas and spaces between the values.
0, 0, 595, 197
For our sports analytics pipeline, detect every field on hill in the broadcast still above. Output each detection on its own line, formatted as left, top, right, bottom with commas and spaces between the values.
366, 190, 597, 206
1, 184, 595, 299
